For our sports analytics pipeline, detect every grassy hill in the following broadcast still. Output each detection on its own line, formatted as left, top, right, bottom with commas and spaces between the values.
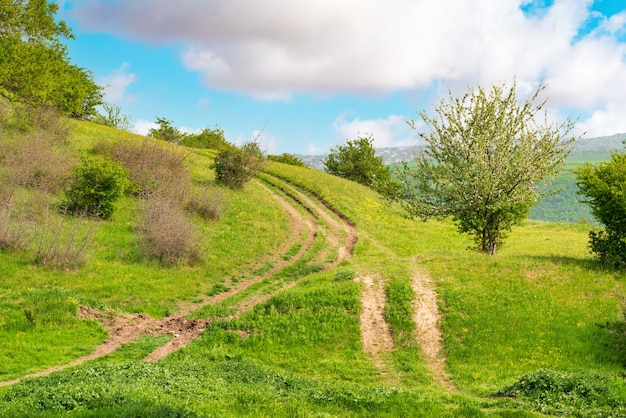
1, 115, 625, 416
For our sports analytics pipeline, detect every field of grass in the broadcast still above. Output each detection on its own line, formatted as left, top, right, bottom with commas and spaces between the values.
1, 117, 625, 416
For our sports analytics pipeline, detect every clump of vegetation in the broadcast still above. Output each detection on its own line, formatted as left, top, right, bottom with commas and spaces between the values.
268, 153, 305, 167
95, 139, 191, 200
0, 105, 75, 194
186, 186, 225, 220
396, 81, 577, 255
33, 210, 93, 269
0, 200, 31, 251
213, 141, 265, 189
63, 155, 129, 219
137, 196, 200, 265
148, 116, 183, 144
324, 134, 399, 198
494, 369, 625, 416
180, 126, 231, 150
91, 102, 132, 131
576, 152, 626, 268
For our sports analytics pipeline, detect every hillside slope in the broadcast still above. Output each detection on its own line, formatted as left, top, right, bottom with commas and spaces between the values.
0, 120, 624, 417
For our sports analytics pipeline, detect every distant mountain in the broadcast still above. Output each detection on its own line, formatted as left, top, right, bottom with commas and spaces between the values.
298, 133, 626, 170
571, 133, 626, 155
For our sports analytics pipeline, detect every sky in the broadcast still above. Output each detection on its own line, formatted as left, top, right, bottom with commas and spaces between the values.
56, 0, 626, 155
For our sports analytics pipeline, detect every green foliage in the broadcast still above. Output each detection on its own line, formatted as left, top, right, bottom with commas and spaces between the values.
494, 369, 625, 416
213, 141, 266, 189
529, 168, 593, 223
0, 0, 101, 117
148, 116, 183, 144
397, 81, 576, 254
268, 152, 305, 167
179, 126, 231, 150
64, 155, 129, 219
91, 103, 132, 131
324, 134, 399, 197
576, 152, 626, 268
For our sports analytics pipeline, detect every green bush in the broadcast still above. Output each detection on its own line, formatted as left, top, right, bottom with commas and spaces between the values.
576, 152, 626, 268
64, 155, 128, 219
324, 134, 399, 198
268, 153, 305, 167
494, 369, 625, 416
213, 142, 265, 189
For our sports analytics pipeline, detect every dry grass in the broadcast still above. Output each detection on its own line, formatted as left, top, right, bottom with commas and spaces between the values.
186, 186, 225, 220
0, 199, 32, 251
0, 131, 75, 193
137, 195, 200, 265
32, 209, 93, 270
95, 139, 191, 200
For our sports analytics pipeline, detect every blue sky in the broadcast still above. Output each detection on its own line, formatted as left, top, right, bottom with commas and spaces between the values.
57, 0, 626, 155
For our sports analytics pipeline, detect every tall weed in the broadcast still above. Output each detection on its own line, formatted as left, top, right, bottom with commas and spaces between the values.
137, 195, 200, 265
33, 209, 93, 269
95, 139, 191, 200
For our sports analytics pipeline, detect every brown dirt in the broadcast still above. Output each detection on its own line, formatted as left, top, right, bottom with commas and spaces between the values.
356, 275, 394, 375
412, 272, 456, 391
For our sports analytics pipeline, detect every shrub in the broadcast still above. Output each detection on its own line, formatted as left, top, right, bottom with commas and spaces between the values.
0, 200, 31, 251
186, 186, 225, 220
63, 155, 128, 219
324, 134, 399, 198
137, 196, 199, 265
0, 131, 75, 193
33, 209, 93, 269
95, 139, 191, 200
91, 102, 132, 131
494, 369, 625, 416
180, 126, 231, 150
268, 153, 305, 167
213, 142, 265, 189
576, 152, 626, 268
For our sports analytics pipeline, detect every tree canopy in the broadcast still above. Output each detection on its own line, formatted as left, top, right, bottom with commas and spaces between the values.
576, 152, 626, 268
324, 135, 399, 198
396, 81, 577, 255
0, 0, 101, 117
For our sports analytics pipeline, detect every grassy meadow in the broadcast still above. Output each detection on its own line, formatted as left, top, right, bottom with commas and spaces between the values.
0, 115, 625, 416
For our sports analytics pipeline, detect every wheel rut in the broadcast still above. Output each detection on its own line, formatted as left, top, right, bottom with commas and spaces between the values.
1, 173, 356, 386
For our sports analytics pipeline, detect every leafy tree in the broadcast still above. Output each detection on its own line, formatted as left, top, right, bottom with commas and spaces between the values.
148, 117, 183, 144
396, 81, 576, 255
0, 0, 101, 117
324, 134, 399, 197
268, 153, 305, 167
180, 126, 231, 150
575, 152, 626, 268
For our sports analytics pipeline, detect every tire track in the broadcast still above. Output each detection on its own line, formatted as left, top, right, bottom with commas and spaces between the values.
412, 272, 456, 391
356, 275, 394, 378
1, 174, 356, 385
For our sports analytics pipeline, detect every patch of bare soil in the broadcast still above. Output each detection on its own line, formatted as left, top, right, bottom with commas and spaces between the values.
412, 272, 456, 390
356, 275, 394, 370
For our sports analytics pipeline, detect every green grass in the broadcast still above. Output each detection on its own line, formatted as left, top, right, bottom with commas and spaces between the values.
1, 121, 625, 416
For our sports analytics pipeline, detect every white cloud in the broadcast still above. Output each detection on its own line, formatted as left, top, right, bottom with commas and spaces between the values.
132, 119, 157, 136
73, 0, 626, 135
333, 114, 420, 148
576, 102, 626, 138
97, 63, 137, 102
72, 0, 619, 100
